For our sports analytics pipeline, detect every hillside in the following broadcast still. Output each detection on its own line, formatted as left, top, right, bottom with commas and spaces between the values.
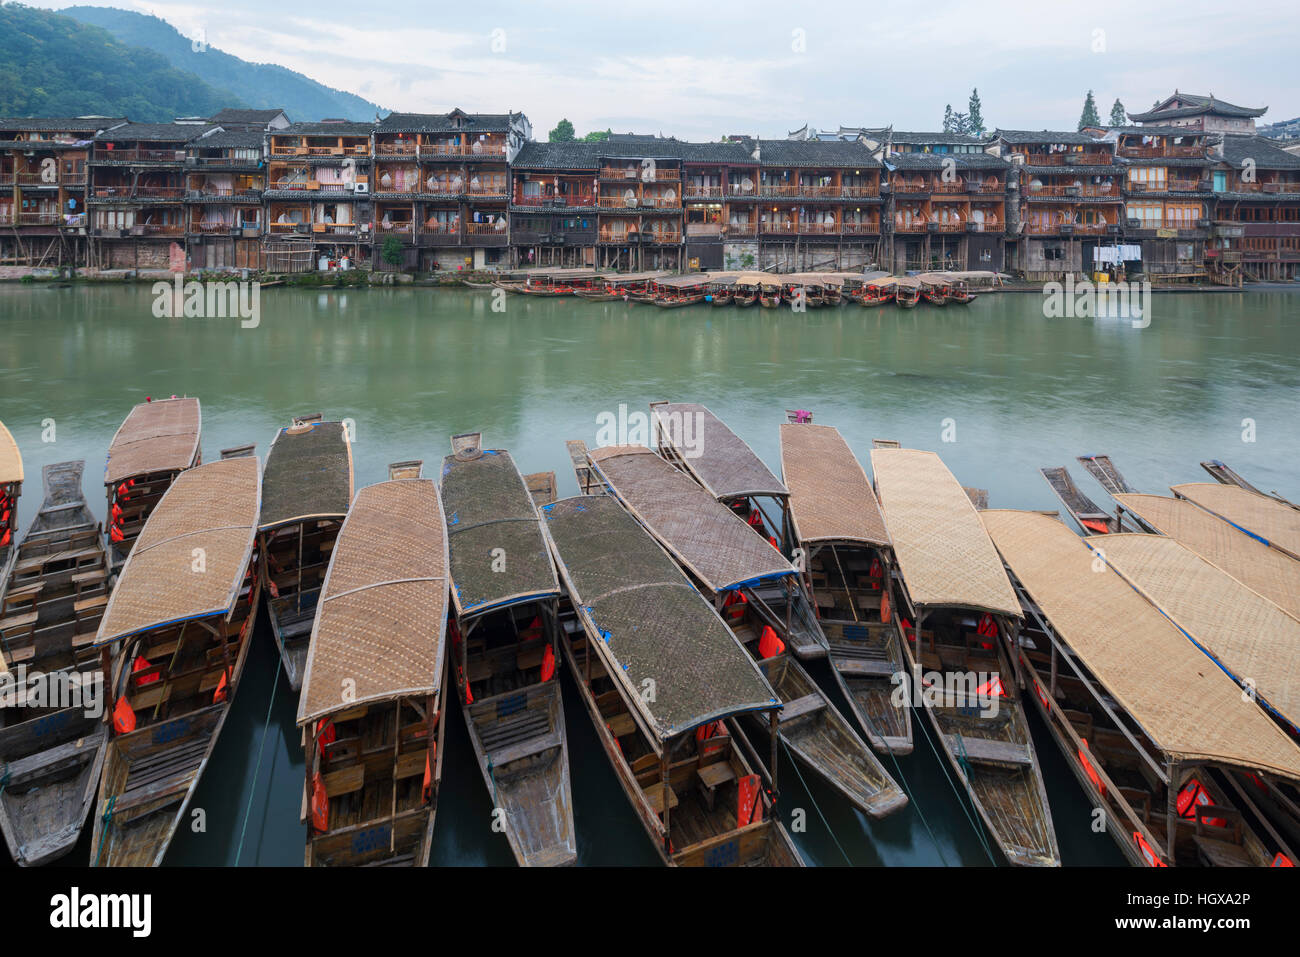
0, 3, 239, 120
63, 6, 383, 122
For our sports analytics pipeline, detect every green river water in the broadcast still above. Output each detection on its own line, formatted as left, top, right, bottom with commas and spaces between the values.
1, 283, 1296, 867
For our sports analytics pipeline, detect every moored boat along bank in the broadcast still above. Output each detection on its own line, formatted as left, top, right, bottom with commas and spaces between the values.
2, 91, 1299, 285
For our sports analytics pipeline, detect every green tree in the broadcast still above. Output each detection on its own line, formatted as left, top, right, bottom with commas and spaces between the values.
968, 88, 985, 135
1078, 90, 1101, 131
951, 112, 970, 134
1109, 98, 1126, 126
582, 128, 611, 142
942, 104, 954, 133
549, 119, 575, 142
382, 235, 403, 267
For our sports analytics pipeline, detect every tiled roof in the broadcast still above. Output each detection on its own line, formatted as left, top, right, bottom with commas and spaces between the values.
1108, 125, 1212, 138
1217, 135, 1300, 170
752, 139, 881, 167
280, 121, 373, 136
892, 131, 990, 146
376, 110, 517, 133
95, 122, 215, 142
996, 129, 1100, 146
1130, 93, 1267, 123
887, 153, 1007, 171
193, 128, 265, 149
210, 108, 287, 126
512, 141, 602, 169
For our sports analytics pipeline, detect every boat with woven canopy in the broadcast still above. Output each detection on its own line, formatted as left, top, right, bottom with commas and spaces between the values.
705, 273, 738, 306
650, 274, 708, 307
440, 433, 574, 867
297, 469, 449, 866
0, 461, 109, 865
757, 274, 782, 308
780, 274, 825, 308
871, 447, 1058, 866
259, 415, 354, 691
731, 273, 761, 308
983, 509, 1300, 867
0, 420, 20, 576
581, 444, 904, 818
517, 268, 600, 296
894, 276, 921, 308
90, 455, 261, 866
540, 493, 802, 865
1111, 494, 1300, 621
1171, 482, 1300, 562
860, 276, 897, 307
780, 422, 911, 754
574, 271, 670, 302
104, 397, 201, 572
917, 273, 951, 306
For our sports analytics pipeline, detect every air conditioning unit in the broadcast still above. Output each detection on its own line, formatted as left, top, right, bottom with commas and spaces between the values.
353, 182, 369, 194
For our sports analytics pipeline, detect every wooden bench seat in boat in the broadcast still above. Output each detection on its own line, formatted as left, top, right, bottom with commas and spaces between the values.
74, 594, 108, 616
323, 763, 365, 797
606, 712, 636, 738
779, 693, 826, 724
1193, 834, 1253, 867
832, 657, 899, 677
945, 735, 1032, 766
2, 582, 43, 615
276, 605, 317, 640
0, 610, 39, 641
643, 782, 678, 815
113, 740, 210, 819
2, 734, 100, 788
490, 729, 562, 767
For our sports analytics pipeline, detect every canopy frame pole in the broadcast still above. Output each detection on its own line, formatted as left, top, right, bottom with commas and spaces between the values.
660, 751, 672, 857
1165, 760, 1179, 860
769, 709, 780, 802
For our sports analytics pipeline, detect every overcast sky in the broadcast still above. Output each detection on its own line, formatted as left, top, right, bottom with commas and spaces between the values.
39, 0, 1296, 138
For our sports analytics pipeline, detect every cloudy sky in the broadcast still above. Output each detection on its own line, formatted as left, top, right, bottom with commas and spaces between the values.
39, 0, 1296, 138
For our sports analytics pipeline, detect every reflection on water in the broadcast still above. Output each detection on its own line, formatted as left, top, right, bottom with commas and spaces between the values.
2, 285, 1296, 866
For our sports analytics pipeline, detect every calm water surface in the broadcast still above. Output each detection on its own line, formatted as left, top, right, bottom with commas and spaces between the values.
2, 284, 1297, 867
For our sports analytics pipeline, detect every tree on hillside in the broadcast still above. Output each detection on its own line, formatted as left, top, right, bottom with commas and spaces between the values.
1109, 98, 1127, 126
548, 119, 575, 142
1078, 90, 1101, 131
968, 88, 985, 135
942, 104, 954, 133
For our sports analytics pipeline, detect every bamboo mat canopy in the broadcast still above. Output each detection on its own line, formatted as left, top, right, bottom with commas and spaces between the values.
104, 397, 201, 485
779, 424, 889, 547
259, 420, 354, 530
870, 448, 1019, 616
653, 274, 710, 289
651, 402, 787, 502
1113, 493, 1300, 620
734, 272, 781, 288
1097, 533, 1300, 732
598, 270, 671, 284
95, 456, 260, 646
297, 478, 449, 727
0, 419, 21, 484
440, 441, 559, 619
1172, 482, 1300, 560
587, 444, 793, 594
983, 509, 1300, 781
542, 495, 778, 740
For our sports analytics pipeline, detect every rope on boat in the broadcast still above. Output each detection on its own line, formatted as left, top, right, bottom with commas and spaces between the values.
94, 794, 116, 866
853, 708, 950, 867
914, 712, 997, 865
779, 738, 852, 866
234, 656, 282, 866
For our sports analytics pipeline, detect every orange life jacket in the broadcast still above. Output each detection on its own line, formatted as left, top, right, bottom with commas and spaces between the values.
0, 529, 9, 548
132, 656, 160, 687
900, 616, 913, 640
315, 718, 336, 755
213, 669, 229, 704
111, 503, 123, 521
1078, 739, 1106, 796
737, 773, 762, 827
880, 590, 891, 623
422, 749, 434, 801
109, 524, 125, 543
1273, 853, 1295, 867
112, 696, 137, 734
869, 557, 882, 580
695, 720, 724, 742
1034, 679, 1051, 711
977, 613, 998, 638
540, 644, 556, 682
758, 625, 785, 658
310, 773, 329, 833
976, 675, 1005, 699
1177, 778, 1224, 827
1081, 518, 1110, 535
1134, 831, 1167, 867
116, 482, 131, 500
268, 578, 280, 599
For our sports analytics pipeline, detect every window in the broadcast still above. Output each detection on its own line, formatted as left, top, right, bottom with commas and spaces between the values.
1128, 167, 1166, 190
1127, 202, 1163, 227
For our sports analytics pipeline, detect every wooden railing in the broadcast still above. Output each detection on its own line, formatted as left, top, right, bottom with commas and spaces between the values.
841, 221, 880, 234
1021, 152, 1112, 166
465, 221, 509, 235
95, 148, 186, 163
683, 185, 724, 199
513, 193, 596, 206
840, 185, 880, 198
1026, 184, 1118, 198
893, 221, 927, 232
421, 222, 458, 235
134, 223, 185, 235
375, 142, 418, 155
599, 167, 680, 182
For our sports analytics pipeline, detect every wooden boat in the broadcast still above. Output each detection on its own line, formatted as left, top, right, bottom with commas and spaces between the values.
580, 445, 904, 817
1111, 493, 1300, 621
648, 401, 826, 659
984, 509, 1300, 867
1096, 532, 1300, 735
782, 278, 824, 308
577, 270, 672, 302
462, 280, 497, 289
0, 461, 109, 865
541, 494, 803, 865
947, 280, 978, 304
819, 276, 845, 306
860, 277, 896, 307
258, 415, 354, 691
297, 466, 449, 866
91, 456, 261, 866
492, 280, 525, 293
1076, 453, 1136, 496
731, 279, 758, 307
894, 277, 921, 308
708, 283, 733, 306
780, 423, 912, 754
871, 448, 1059, 866
919, 274, 949, 306
758, 277, 782, 308
517, 269, 600, 296
104, 397, 201, 573
1039, 466, 1122, 534
652, 274, 708, 307
1170, 482, 1300, 562
441, 433, 575, 867
0, 420, 20, 578
1200, 459, 1297, 509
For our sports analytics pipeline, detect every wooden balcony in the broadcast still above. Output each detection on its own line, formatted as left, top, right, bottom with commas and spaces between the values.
1020, 152, 1111, 166
840, 185, 880, 198
684, 185, 725, 199
841, 221, 880, 234
16, 211, 63, 225
15, 171, 59, 187
1229, 181, 1300, 194
894, 181, 932, 194
894, 221, 928, 233
374, 142, 418, 156
1026, 183, 1119, 198
94, 148, 186, 163
132, 223, 185, 236
599, 167, 680, 182
513, 192, 596, 207
931, 181, 966, 195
